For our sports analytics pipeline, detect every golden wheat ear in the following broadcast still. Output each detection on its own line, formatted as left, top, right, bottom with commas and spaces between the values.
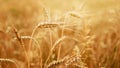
47, 56, 69, 68
37, 22, 64, 28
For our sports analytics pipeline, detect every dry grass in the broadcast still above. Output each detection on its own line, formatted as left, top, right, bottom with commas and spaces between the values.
0, 0, 120, 68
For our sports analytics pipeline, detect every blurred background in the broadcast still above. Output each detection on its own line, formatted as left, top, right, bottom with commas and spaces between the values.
0, 0, 120, 68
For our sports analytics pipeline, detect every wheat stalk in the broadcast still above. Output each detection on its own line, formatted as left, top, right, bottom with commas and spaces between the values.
44, 36, 79, 68
19, 36, 43, 68
12, 27, 30, 68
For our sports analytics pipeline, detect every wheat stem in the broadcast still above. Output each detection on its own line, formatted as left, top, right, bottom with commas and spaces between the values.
13, 27, 30, 68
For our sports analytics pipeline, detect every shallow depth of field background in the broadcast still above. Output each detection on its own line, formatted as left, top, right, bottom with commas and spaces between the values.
0, 0, 120, 68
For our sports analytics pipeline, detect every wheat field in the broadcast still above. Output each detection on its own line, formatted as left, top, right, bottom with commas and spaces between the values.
0, 0, 120, 68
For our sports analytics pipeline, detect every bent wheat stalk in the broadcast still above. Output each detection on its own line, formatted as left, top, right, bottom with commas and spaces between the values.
20, 36, 43, 68
44, 36, 79, 68
13, 27, 30, 68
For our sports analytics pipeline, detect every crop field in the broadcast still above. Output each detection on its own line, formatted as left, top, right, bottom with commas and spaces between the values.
0, 0, 120, 68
